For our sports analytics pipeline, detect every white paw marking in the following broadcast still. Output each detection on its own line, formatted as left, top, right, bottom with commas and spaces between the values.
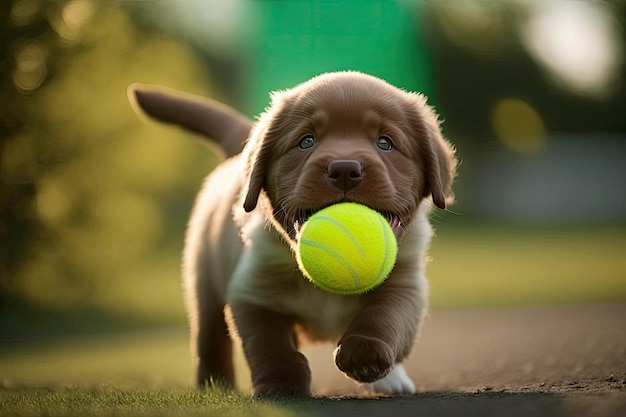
362, 364, 416, 395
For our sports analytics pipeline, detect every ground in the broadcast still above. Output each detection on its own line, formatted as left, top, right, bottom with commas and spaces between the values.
297, 303, 626, 416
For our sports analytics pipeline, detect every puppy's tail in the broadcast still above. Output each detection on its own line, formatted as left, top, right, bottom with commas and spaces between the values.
128, 84, 253, 158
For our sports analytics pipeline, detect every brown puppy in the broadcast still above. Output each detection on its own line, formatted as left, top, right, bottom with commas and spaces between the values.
129, 71, 456, 398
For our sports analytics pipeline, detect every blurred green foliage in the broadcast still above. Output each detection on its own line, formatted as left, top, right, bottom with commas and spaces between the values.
1, 0, 219, 316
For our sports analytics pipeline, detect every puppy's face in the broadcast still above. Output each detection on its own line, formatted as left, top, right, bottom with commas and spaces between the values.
243, 72, 456, 246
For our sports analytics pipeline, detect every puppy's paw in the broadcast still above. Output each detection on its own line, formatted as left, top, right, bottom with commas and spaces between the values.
362, 363, 416, 395
334, 335, 394, 383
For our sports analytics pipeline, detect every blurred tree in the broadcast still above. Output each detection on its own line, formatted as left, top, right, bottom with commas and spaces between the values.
418, 1, 625, 215
1, 0, 217, 321
422, 1, 625, 140
1, 0, 58, 311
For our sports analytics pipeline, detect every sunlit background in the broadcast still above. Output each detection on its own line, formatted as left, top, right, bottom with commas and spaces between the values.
1, 0, 625, 389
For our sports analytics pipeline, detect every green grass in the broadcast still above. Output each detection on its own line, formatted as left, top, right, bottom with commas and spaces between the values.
428, 221, 626, 308
0, 327, 253, 394
0, 387, 300, 417
1, 329, 193, 389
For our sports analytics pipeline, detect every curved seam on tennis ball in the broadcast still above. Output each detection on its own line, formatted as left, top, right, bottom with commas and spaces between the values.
307, 215, 366, 260
374, 214, 395, 284
300, 238, 362, 289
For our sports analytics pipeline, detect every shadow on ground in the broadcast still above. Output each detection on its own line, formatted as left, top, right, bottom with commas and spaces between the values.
295, 391, 625, 417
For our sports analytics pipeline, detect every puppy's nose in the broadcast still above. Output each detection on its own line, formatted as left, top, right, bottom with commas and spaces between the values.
327, 160, 363, 192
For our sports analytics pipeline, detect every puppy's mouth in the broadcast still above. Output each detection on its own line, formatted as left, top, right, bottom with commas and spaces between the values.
291, 207, 403, 241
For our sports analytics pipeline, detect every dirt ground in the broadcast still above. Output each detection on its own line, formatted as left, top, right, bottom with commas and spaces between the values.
297, 303, 626, 417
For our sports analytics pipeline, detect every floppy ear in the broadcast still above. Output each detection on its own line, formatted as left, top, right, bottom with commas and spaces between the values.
242, 134, 272, 212
413, 96, 457, 209
242, 93, 290, 212
127, 84, 253, 158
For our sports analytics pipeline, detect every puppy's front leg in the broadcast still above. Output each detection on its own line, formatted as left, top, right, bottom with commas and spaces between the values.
334, 282, 425, 386
230, 302, 312, 398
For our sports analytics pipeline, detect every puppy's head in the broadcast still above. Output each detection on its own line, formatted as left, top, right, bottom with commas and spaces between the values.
242, 71, 456, 245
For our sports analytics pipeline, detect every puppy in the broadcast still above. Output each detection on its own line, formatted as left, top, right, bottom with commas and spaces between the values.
129, 71, 456, 398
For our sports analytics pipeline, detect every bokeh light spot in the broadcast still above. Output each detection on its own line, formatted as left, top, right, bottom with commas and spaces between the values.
12, 41, 47, 93
49, 0, 96, 42
491, 98, 546, 155
62, 0, 95, 30
10, 0, 41, 27
520, 1, 623, 99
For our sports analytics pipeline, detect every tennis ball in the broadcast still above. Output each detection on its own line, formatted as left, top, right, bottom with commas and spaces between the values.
296, 202, 398, 295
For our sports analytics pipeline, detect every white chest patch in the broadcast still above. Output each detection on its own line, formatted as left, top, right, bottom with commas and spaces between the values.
228, 223, 363, 343
280, 283, 363, 342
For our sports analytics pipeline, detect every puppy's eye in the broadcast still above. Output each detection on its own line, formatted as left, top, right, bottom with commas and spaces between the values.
298, 135, 315, 150
376, 136, 393, 151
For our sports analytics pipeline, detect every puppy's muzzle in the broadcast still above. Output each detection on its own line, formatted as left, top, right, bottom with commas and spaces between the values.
327, 160, 363, 192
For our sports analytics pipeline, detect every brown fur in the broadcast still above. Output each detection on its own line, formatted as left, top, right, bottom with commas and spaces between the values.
128, 71, 456, 398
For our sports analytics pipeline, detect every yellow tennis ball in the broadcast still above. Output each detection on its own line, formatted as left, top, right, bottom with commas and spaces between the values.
296, 202, 398, 295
